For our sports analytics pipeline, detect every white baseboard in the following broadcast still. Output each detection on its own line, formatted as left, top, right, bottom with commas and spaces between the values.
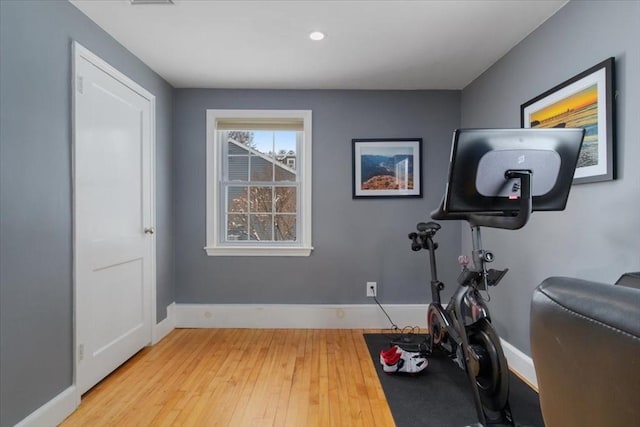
152, 302, 176, 344
175, 303, 428, 329
501, 338, 538, 391
15, 386, 79, 427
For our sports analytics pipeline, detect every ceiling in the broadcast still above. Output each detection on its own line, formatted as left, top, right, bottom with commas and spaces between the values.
69, 0, 568, 90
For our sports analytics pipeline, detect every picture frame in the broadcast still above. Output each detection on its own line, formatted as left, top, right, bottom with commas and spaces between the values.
521, 57, 615, 184
352, 138, 422, 199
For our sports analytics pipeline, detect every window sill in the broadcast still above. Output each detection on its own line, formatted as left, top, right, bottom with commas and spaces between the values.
204, 245, 313, 257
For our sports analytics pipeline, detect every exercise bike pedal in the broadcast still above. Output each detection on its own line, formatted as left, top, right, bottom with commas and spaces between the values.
450, 347, 466, 370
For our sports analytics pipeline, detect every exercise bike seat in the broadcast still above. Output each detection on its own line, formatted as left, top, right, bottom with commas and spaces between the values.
417, 221, 441, 234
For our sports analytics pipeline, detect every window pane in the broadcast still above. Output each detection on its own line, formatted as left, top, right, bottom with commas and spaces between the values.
227, 214, 248, 240
275, 187, 296, 213
228, 156, 248, 181
274, 131, 297, 181
227, 138, 249, 154
250, 131, 273, 156
225, 131, 255, 149
275, 165, 296, 182
250, 155, 273, 181
275, 215, 296, 241
227, 187, 248, 213
250, 215, 273, 241
249, 186, 273, 213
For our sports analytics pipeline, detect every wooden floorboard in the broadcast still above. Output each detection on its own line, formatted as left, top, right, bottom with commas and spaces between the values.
61, 329, 396, 427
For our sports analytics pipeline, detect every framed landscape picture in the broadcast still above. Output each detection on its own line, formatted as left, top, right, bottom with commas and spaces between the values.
352, 138, 422, 199
521, 57, 615, 184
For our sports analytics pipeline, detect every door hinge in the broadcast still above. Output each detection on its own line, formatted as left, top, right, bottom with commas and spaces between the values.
78, 343, 85, 362
76, 76, 84, 94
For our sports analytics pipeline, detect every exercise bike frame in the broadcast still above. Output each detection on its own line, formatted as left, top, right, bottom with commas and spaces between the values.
414, 170, 533, 426
421, 226, 511, 426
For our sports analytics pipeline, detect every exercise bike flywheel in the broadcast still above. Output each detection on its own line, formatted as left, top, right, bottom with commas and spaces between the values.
467, 319, 509, 413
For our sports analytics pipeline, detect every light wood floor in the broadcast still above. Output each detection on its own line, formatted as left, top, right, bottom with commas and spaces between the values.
61, 329, 396, 427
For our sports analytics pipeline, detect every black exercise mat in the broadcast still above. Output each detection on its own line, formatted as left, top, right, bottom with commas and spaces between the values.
364, 334, 544, 427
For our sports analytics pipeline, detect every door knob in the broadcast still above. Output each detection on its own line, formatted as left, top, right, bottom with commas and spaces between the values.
144, 227, 155, 235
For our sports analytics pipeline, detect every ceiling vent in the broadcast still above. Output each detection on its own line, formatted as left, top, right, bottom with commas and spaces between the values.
130, 0, 174, 5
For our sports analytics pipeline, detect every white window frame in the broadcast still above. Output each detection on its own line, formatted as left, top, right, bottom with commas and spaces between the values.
205, 109, 313, 256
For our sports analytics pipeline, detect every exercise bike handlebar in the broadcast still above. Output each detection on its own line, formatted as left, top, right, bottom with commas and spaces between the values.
431, 170, 532, 230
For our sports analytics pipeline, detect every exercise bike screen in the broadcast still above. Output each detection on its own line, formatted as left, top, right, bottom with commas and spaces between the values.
476, 149, 561, 198
442, 128, 584, 213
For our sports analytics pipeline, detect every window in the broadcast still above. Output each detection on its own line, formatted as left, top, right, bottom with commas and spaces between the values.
205, 110, 313, 256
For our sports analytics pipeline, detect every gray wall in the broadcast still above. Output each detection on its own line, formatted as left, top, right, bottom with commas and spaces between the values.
174, 90, 462, 304
460, 0, 640, 354
3, 0, 636, 425
0, 1, 174, 426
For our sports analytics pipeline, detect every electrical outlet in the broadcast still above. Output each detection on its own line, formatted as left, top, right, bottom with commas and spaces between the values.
366, 281, 377, 297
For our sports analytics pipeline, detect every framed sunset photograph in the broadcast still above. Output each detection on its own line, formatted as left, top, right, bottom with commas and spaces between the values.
352, 138, 422, 199
521, 57, 615, 184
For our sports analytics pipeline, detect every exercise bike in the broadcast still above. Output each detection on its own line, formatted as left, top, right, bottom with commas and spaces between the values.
409, 171, 531, 426
407, 128, 585, 426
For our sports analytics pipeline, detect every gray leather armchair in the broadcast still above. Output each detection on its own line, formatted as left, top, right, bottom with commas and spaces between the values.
530, 275, 640, 427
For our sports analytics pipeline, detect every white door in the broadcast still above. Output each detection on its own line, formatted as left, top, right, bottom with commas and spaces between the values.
73, 43, 155, 395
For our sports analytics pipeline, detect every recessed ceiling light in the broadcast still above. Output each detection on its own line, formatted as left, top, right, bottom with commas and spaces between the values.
309, 31, 325, 41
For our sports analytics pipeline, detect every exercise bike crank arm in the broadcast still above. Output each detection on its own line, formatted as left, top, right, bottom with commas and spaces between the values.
425, 236, 444, 304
